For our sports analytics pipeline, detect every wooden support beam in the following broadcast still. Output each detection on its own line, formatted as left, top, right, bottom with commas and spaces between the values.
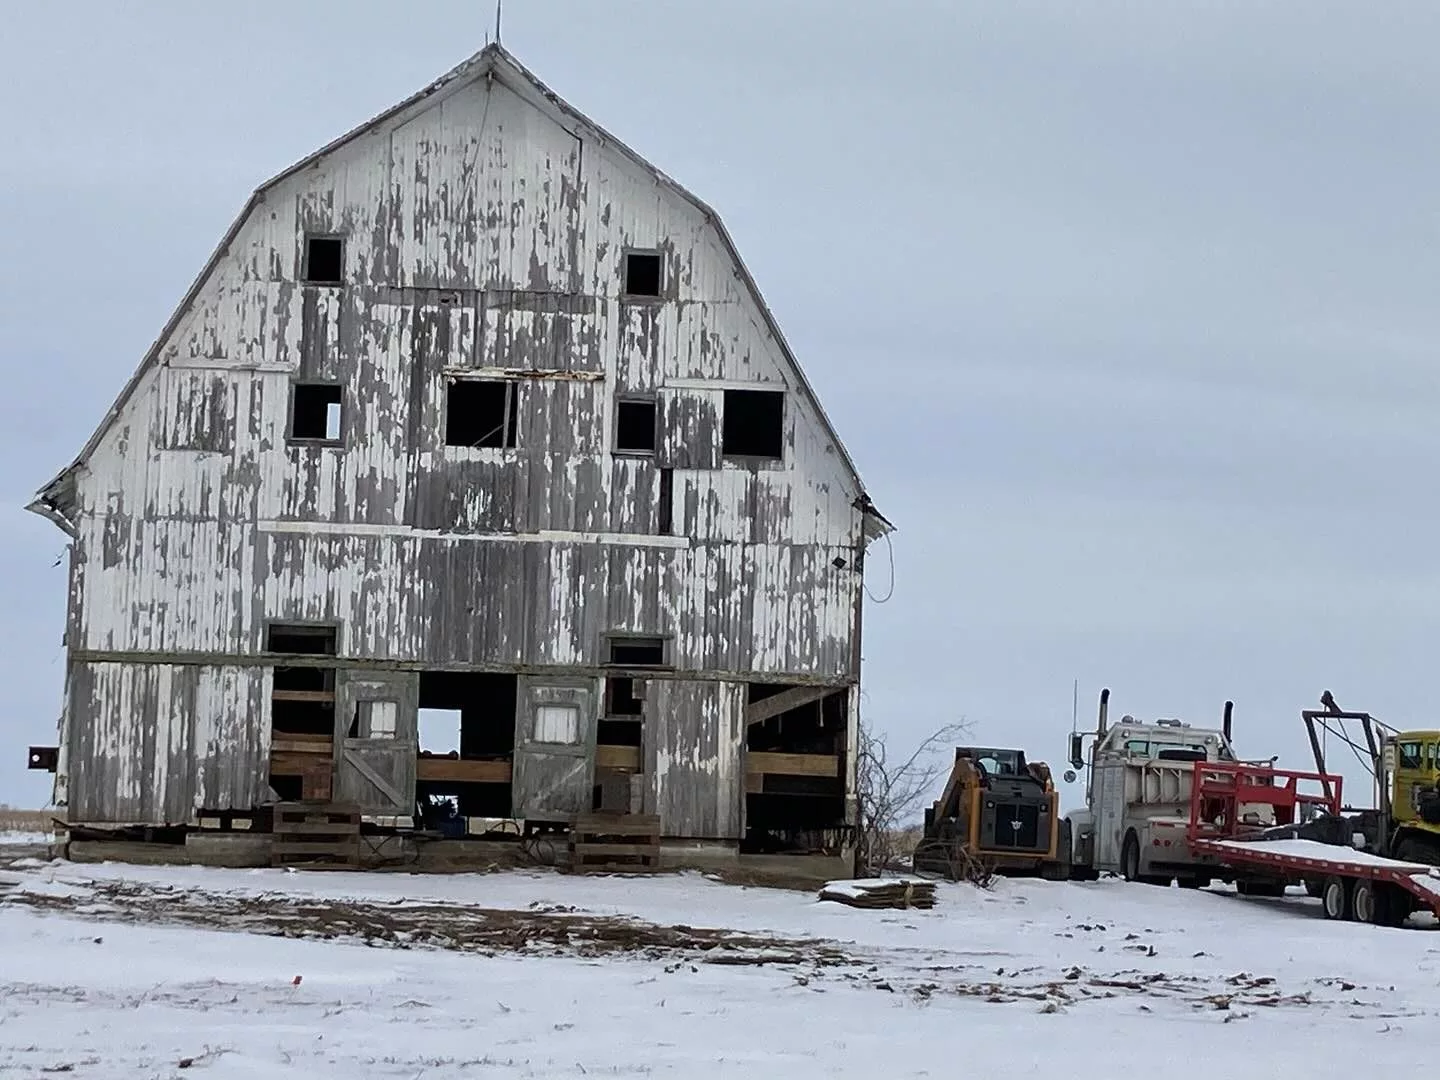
415, 757, 513, 784
745, 685, 836, 726
745, 752, 840, 778
595, 744, 642, 772
270, 734, 333, 755
271, 690, 336, 703
270, 750, 332, 777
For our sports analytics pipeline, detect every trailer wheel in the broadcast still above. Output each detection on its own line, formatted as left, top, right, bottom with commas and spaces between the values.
1352, 879, 1377, 924
1121, 831, 1142, 882
1303, 877, 1323, 899
1321, 876, 1352, 921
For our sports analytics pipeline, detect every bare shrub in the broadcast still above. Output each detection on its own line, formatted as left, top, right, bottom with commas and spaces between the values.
856, 719, 969, 877
0, 809, 56, 835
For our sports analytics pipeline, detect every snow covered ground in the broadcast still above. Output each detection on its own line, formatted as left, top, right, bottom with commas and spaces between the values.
2, 858, 1438, 1078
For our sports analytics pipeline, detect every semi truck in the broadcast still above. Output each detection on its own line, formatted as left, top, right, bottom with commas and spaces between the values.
1060, 688, 1281, 890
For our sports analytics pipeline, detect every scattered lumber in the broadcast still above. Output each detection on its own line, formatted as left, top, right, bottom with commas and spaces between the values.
817, 877, 936, 910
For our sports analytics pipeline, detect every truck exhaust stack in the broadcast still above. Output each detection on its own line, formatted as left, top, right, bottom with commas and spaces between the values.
1223, 700, 1233, 742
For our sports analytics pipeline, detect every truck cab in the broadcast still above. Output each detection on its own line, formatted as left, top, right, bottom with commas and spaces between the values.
1064, 689, 1240, 886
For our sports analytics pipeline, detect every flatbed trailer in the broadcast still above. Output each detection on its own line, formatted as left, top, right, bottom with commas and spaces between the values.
1184, 759, 1440, 926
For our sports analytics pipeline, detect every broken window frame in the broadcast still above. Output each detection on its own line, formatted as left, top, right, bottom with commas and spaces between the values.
613, 395, 659, 457
532, 703, 582, 746
721, 388, 786, 462
356, 699, 400, 740
287, 381, 345, 445
620, 248, 664, 301
264, 621, 339, 656
301, 233, 346, 286
603, 634, 672, 670
444, 377, 521, 450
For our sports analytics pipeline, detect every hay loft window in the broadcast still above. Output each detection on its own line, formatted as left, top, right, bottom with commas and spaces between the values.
290, 383, 343, 443
266, 623, 338, 655
356, 699, 399, 739
615, 398, 657, 455
605, 635, 669, 668
622, 250, 663, 298
533, 703, 581, 745
446, 379, 518, 449
722, 389, 784, 460
303, 235, 344, 285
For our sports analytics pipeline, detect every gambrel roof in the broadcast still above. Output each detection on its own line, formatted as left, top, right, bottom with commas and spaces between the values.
28, 43, 890, 539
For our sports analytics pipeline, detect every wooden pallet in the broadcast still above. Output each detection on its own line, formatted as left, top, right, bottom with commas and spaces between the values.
271, 802, 361, 870
569, 812, 661, 873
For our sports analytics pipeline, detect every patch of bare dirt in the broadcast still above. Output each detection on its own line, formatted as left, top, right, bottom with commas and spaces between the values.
0, 874, 1398, 1019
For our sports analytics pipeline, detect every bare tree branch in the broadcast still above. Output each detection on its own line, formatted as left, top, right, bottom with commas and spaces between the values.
855, 716, 971, 877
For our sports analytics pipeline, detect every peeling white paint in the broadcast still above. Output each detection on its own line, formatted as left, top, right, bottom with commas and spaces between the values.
33, 45, 882, 837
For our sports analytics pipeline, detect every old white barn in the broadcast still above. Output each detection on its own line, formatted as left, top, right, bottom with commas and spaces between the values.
27, 43, 889, 871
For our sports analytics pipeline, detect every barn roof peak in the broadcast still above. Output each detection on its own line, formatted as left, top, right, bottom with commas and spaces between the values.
29, 42, 888, 540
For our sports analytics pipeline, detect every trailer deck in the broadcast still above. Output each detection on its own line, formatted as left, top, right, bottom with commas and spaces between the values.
1192, 836, 1440, 912
1184, 760, 1440, 923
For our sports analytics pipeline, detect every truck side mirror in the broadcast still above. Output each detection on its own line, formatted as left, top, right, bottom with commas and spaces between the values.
1068, 732, 1084, 770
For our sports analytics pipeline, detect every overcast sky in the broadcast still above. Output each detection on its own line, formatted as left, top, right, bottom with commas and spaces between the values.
3, 1, 1438, 812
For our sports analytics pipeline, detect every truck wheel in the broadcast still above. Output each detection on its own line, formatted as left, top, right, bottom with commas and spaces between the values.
1321, 876, 1352, 921
1121, 832, 1141, 882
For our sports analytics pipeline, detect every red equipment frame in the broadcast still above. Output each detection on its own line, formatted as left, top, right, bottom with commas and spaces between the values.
1186, 760, 1343, 845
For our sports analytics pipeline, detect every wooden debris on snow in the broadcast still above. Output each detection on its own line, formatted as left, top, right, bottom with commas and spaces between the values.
817, 877, 936, 910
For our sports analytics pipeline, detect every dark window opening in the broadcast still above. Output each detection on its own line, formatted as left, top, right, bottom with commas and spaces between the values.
416, 781, 512, 820
419, 671, 517, 759
623, 251, 662, 297
415, 672, 519, 823
290, 383, 343, 442
606, 676, 644, 716
270, 775, 305, 801
271, 698, 335, 736
267, 624, 338, 655
303, 235, 344, 285
446, 379, 519, 449
606, 636, 667, 668
722, 389, 784, 459
658, 468, 674, 535
597, 719, 643, 747
615, 398, 657, 454
741, 684, 848, 855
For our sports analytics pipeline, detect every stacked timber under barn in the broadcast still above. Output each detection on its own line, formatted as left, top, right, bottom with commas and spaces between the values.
25, 44, 890, 876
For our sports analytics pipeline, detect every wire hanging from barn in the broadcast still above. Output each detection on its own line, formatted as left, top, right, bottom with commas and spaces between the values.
864, 530, 895, 604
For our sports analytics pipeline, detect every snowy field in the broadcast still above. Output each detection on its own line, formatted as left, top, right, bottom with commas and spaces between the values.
2, 854, 1438, 1078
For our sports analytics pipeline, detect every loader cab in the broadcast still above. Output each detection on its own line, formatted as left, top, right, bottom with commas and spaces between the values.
1391, 731, 1440, 828
959, 747, 1027, 780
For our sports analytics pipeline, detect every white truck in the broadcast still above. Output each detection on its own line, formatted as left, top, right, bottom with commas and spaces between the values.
1061, 689, 1282, 891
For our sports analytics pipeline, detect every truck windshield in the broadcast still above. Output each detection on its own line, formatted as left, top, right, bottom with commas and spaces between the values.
1124, 739, 1213, 761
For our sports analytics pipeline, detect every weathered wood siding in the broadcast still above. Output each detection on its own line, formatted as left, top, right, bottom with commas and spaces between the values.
67, 661, 271, 824
48, 48, 876, 833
